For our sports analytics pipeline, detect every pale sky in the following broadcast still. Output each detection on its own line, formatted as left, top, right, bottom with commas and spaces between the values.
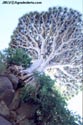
0, 0, 83, 117
0, 0, 82, 50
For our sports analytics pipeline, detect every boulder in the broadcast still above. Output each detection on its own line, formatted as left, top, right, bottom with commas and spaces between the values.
10, 111, 17, 123
0, 75, 15, 106
0, 76, 13, 94
16, 103, 38, 119
9, 90, 21, 110
0, 100, 10, 118
1, 89, 15, 107
0, 116, 12, 125
19, 118, 32, 125
8, 74, 19, 90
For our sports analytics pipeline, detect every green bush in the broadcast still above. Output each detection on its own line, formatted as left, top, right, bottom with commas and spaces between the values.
20, 72, 82, 125
4, 48, 32, 68
20, 84, 36, 102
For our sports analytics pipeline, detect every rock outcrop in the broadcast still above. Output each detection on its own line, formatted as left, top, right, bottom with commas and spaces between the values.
0, 73, 37, 125
0, 116, 12, 125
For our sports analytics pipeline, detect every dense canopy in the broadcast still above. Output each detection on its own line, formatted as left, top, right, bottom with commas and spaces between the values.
10, 7, 83, 97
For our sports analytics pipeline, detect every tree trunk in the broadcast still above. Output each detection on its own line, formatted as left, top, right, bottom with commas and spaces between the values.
22, 58, 45, 74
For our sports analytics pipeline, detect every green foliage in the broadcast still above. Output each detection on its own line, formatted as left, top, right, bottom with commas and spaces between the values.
4, 48, 32, 68
0, 51, 6, 74
20, 72, 82, 125
20, 84, 36, 102
34, 72, 55, 93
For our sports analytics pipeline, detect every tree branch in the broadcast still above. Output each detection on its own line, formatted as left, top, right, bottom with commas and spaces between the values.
19, 45, 41, 58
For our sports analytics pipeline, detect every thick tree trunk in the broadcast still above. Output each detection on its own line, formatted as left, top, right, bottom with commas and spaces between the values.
22, 58, 46, 74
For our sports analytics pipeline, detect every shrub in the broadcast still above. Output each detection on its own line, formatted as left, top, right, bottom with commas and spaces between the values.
4, 48, 32, 68
20, 72, 81, 125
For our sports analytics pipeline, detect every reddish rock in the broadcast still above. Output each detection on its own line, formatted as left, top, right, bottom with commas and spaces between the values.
0, 100, 10, 118
1, 89, 15, 107
10, 111, 17, 122
0, 116, 12, 125
8, 74, 19, 90
9, 90, 21, 110
16, 103, 38, 119
19, 118, 32, 125
0, 76, 13, 91
16, 115, 26, 124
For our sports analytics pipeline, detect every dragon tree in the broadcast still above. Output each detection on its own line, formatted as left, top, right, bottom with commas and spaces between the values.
9, 7, 83, 98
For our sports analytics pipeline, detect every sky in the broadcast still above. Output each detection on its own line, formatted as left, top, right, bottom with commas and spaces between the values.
0, 0, 83, 50
0, 0, 83, 117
